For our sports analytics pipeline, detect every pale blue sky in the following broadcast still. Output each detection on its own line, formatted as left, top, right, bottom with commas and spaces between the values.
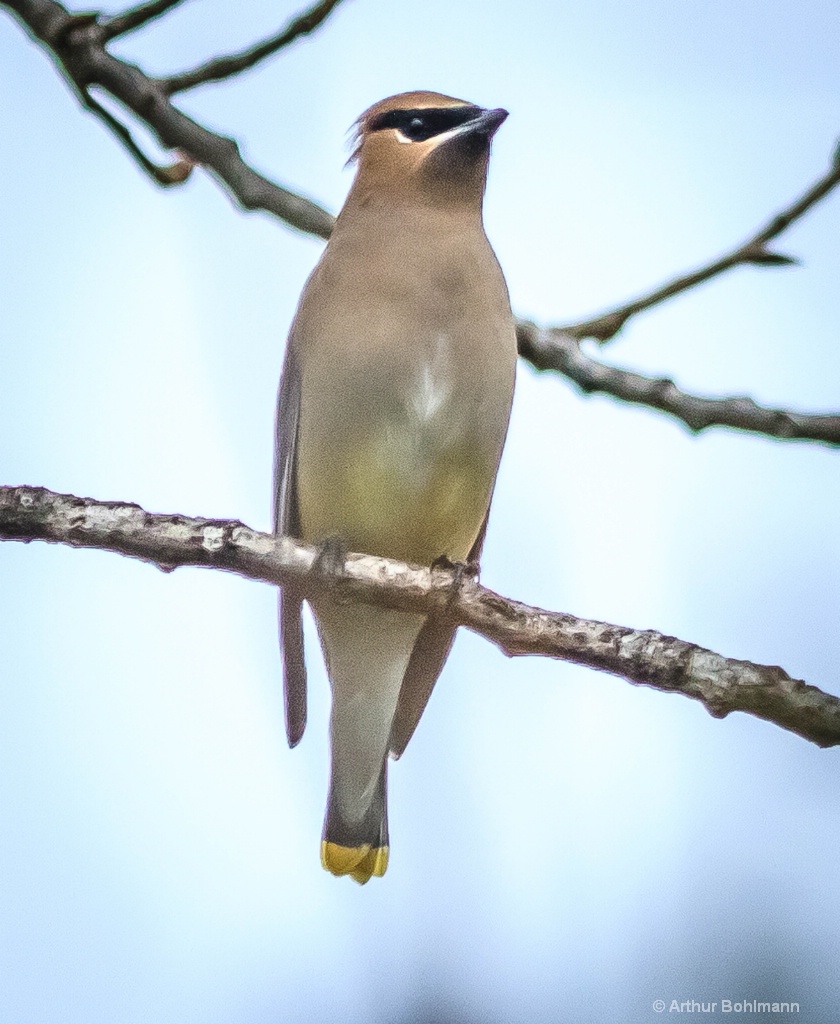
1, 2, 839, 1022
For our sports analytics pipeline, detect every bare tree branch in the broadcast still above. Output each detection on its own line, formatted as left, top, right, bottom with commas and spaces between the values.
2, 0, 838, 443
2, 485, 839, 749
560, 142, 840, 343
516, 322, 840, 447
2, 0, 335, 237
100, 0, 186, 40
162, 0, 347, 95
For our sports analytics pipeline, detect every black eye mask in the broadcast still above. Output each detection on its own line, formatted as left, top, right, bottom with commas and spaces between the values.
368, 106, 483, 142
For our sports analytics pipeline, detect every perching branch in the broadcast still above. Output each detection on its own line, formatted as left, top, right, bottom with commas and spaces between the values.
2, 0, 839, 444
3, 485, 840, 750
1, 0, 335, 237
162, 0, 348, 94
516, 322, 840, 446
560, 142, 840, 343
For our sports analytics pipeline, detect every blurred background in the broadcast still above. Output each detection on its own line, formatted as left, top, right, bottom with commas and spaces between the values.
1, 1, 839, 1021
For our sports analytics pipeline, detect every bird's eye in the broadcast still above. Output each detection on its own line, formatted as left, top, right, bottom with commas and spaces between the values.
403, 117, 428, 141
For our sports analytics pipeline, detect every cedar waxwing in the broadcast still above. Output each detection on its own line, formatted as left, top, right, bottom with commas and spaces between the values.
274, 91, 516, 883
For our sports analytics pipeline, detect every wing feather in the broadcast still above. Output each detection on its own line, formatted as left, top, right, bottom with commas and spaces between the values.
274, 344, 307, 748
388, 510, 490, 759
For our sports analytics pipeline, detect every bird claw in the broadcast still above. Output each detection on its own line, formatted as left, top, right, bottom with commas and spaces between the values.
431, 554, 479, 604
313, 535, 348, 578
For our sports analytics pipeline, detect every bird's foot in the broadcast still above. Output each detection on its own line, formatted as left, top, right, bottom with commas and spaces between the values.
313, 535, 348, 578
431, 554, 479, 606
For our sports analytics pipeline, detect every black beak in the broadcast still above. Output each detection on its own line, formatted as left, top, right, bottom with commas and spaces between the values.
467, 107, 509, 139
424, 104, 508, 180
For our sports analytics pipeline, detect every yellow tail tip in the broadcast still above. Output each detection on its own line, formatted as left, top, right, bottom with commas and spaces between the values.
321, 842, 389, 884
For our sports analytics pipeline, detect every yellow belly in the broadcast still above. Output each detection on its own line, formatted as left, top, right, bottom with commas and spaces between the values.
299, 425, 492, 566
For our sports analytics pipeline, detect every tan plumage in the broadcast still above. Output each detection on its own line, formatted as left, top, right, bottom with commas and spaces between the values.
274, 91, 516, 882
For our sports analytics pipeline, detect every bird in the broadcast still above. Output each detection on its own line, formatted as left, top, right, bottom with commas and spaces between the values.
274, 91, 517, 883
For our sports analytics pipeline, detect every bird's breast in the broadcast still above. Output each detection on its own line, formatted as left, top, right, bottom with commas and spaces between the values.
294, 224, 516, 565
298, 328, 508, 566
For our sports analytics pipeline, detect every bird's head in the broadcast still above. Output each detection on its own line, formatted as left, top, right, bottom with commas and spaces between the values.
348, 91, 507, 209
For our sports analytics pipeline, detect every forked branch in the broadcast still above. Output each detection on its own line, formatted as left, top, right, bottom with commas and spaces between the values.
559, 142, 840, 343
1, 0, 335, 237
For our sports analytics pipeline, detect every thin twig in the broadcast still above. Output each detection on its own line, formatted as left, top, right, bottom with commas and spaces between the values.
1, 485, 839, 749
84, 88, 193, 183
561, 142, 840, 344
163, 0, 347, 94
101, 0, 187, 40
517, 322, 840, 447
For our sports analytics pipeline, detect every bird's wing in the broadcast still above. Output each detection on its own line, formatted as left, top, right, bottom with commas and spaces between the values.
388, 510, 490, 759
274, 343, 307, 748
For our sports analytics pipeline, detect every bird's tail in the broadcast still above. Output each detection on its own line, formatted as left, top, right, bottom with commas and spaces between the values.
322, 762, 390, 884
313, 600, 424, 884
